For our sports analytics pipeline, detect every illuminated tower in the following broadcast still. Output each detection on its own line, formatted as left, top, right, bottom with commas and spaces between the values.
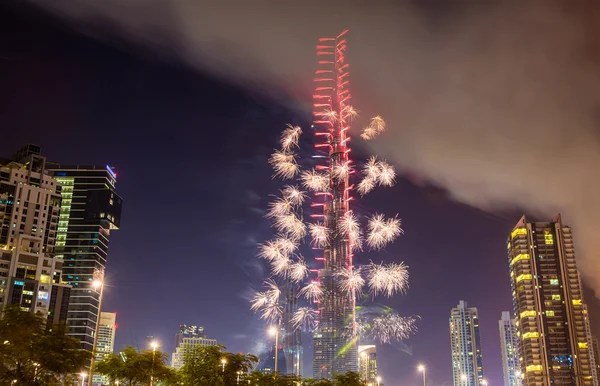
508, 215, 596, 386
312, 29, 358, 379
92, 312, 117, 386
358, 345, 378, 383
282, 281, 303, 376
499, 312, 521, 386
450, 301, 484, 386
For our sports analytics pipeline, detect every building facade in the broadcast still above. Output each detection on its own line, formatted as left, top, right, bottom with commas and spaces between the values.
281, 282, 303, 377
450, 300, 484, 386
358, 345, 377, 384
0, 147, 70, 325
508, 215, 596, 386
92, 312, 117, 386
171, 325, 217, 370
46, 163, 122, 352
500, 311, 522, 386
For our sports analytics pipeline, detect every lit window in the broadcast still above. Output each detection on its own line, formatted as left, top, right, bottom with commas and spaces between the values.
552, 294, 561, 301
579, 342, 589, 349
522, 332, 540, 339
573, 299, 582, 306
544, 230, 554, 245
526, 365, 542, 372
546, 310, 555, 317
516, 274, 532, 283
550, 278, 559, 285
511, 228, 527, 238
511, 254, 531, 266
520, 310, 536, 319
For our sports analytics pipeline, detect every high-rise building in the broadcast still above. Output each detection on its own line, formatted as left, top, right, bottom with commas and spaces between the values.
281, 282, 303, 377
508, 215, 596, 386
499, 312, 521, 386
92, 312, 117, 386
312, 29, 357, 380
46, 162, 122, 352
171, 326, 217, 370
0, 147, 70, 324
592, 337, 600, 378
450, 300, 484, 386
358, 345, 377, 384
258, 345, 287, 375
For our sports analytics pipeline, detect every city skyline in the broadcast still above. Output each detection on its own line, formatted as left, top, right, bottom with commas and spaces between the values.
3, 2, 600, 385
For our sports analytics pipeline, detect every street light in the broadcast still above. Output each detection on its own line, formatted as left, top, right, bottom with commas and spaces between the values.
418, 364, 426, 386
221, 358, 227, 372
376, 375, 382, 386
268, 326, 279, 374
88, 272, 105, 386
237, 370, 242, 385
80, 372, 87, 386
150, 341, 159, 386
482, 380, 488, 386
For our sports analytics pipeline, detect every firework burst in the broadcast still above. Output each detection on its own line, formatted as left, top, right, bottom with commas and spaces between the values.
292, 307, 319, 331
322, 109, 338, 122
270, 254, 291, 277
366, 261, 409, 298
336, 268, 365, 299
367, 213, 403, 250
269, 150, 299, 179
289, 259, 309, 283
300, 169, 329, 192
299, 282, 323, 303
281, 185, 307, 207
342, 105, 359, 121
367, 312, 418, 344
309, 222, 329, 248
357, 177, 376, 196
339, 211, 363, 251
361, 116, 387, 140
280, 124, 302, 151
266, 197, 293, 219
258, 238, 296, 261
274, 213, 307, 240
332, 163, 352, 181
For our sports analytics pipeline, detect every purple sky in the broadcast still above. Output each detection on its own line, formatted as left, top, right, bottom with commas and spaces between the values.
2, 4, 600, 386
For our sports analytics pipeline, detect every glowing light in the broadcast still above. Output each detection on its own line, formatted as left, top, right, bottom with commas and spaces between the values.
342, 105, 359, 121
336, 267, 365, 299
289, 259, 309, 283
269, 150, 299, 179
522, 332, 539, 339
510, 253, 530, 266
281, 185, 307, 207
339, 211, 363, 251
367, 312, 418, 344
357, 176, 376, 196
280, 124, 302, 151
367, 214, 403, 250
511, 228, 527, 238
366, 261, 409, 298
520, 310, 536, 319
266, 197, 293, 219
273, 212, 306, 241
322, 109, 338, 122
258, 238, 297, 261
361, 116, 386, 140
332, 163, 352, 181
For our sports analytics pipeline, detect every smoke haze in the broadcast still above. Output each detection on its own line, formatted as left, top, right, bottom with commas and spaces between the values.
28, 0, 600, 292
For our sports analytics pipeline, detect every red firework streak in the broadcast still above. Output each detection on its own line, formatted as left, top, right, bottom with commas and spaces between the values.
311, 30, 358, 379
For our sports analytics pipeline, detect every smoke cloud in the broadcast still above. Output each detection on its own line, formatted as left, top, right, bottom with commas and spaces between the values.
29, 0, 600, 293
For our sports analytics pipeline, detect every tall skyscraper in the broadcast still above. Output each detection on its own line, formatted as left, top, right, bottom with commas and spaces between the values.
92, 312, 117, 386
312, 29, 357, 380
0, 147, 70, 324
450, 301, 484, 386
171, 325, 217, 370
508, 215, 596, 386
46, 162, 122, 352
281, 282, 303, 377
358, 345, 378, 384
499, 312, 521, 386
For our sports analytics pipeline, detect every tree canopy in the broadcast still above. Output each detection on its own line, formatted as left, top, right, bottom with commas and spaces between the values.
0, 306, 91, 385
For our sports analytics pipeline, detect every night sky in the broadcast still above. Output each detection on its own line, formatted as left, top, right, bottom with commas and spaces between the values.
2, 3, 600, 386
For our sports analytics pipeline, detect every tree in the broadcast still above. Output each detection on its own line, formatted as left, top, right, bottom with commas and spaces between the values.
0, 306, 91, 385
94, 346, 176, 386
332, 372, 366, 386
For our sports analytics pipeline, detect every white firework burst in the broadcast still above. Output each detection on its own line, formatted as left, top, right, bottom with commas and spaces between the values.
342, 105, 359, 120
289, 259, 309, 283
269, 150, 299, 179
270, 254, 291, 277
332, 163, 352, 181
360, 126, 378, 140
309, 222, 329, 248
322, 109, 337, 122
357, 177, 376, 196
370, 116, 386, 133
274, 213, 306, 240
366, 214, 403, 250
258, 238, 297, 261
363, 156, 380, 179
251, 280, 283, 323
291, 307, 319, 331
280, 124, 302, 151
339, 211, 362, 251
377, 161, 396, 187
336, 267, 365, 299
266, 197, 293, 219
300, 169, 329, 192
263, 278, 281, 302
368, 313, 418, 344
298, 282, 323, 303
366, 261, 409, 298
281, 185, 307, 207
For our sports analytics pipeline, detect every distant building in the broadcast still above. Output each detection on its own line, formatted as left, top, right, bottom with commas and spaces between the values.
499, 312, 521, 386
0, 147, 70, 325
281, 281, 303, 376
508, 215, 597, 386
171, 325, 217, 370
92, 312, 117, 386
450, 300, 484, 386
257, 345, 287, 375
358, 345, 377, 383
